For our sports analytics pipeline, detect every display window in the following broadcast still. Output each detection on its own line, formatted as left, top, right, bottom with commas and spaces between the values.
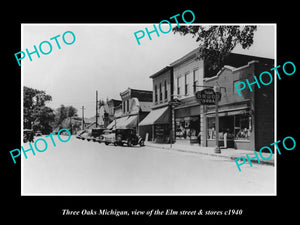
207, 113, 251, 140
175, 116, 200, 141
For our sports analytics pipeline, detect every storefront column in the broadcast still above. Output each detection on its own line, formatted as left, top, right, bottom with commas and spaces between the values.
200, 105, 207, 147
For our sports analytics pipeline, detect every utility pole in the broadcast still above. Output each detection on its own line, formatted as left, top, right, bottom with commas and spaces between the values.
81, 106, 85, 130
96, 90, 99, 128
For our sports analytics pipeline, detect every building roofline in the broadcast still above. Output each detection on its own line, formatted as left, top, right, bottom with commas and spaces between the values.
169, 47, 201, 67
149, 66, 171, 79
204, 60, 259, 82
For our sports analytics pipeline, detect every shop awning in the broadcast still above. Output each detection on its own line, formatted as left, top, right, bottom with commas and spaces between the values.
139, 106, 169, 126
118, 115, 138, 129
106, 116, 129, 129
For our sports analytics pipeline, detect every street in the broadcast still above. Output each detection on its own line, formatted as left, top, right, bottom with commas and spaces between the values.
22, 136, 275, 195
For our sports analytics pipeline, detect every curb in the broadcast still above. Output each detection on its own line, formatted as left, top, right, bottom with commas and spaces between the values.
146, 143, 275, 166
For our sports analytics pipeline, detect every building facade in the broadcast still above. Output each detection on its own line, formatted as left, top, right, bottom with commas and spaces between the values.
139, 67, 173, 143
170, 48, 204, 144
98, 99, 122, 128
106, 88, 152, 140
203, 60, 274, 151
143, 47, 274, 151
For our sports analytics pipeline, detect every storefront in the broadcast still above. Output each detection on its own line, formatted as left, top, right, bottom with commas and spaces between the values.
175, 104, 201, 144
139, 106, 170, 143
205, 105, 254, 150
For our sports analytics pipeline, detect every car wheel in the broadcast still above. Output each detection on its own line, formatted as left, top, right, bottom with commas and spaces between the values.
140, 140, 145, 147
105, 142, 109, 145
114, 142, 118, 146
127, 139, 132, 147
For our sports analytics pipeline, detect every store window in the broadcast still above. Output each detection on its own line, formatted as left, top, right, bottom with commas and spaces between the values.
207, 114, 251, 140
234, 114, 251, 140
175, 116, 200, 141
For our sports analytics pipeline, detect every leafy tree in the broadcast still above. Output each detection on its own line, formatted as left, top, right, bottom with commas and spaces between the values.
172, 25, 257, 76
23, 86, 54, 134
53, 105, 79, 133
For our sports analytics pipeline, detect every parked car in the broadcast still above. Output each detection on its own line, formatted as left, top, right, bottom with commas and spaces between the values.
114, 129, 144, 147
101, 129, 116, 145
76, 130, 86, 139
23, 129, 34, 143
89, 128, 106, 142
80, 130, 91, 140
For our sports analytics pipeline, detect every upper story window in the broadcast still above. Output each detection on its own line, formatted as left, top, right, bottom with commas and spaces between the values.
193, 69, 199, 93
164, 80, 168, 100
177, 77, 180, 95
184, 73, 189, 95
159, 83, 162, 102
122, 101, 125, 113
154, 85, 158, 103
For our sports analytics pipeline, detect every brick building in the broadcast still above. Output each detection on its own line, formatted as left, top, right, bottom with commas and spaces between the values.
203, 60, 274, 151
106, 88, 153, 140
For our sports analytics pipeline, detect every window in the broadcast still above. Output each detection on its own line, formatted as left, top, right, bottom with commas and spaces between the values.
126, 99, 129, 112
154, 85, 158, 103
159, 83, 162, 102
175, 116, 200, 140
177, 77, 180, 95
207, 114, 251, 140
184, 73, 188, 95
122, 101, 125, 113
193, 69, 199, 93
164, 80, 168, 100
234, 114, 251, 140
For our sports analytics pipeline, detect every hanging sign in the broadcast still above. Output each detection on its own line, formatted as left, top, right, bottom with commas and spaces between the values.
195, 88, 221, 105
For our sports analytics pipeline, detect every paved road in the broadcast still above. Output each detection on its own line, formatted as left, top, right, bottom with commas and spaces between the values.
22, 136, 275, 195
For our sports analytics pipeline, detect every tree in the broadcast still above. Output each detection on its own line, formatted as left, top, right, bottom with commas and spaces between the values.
172, 25, 257, 76
23, 86, 54, 134
53, 105, 78, 132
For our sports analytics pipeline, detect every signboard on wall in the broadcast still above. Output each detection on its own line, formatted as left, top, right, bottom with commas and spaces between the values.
195, 88, 221, 105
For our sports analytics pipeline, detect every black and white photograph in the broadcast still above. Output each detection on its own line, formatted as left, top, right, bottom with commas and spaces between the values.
4, 3, 299, 223
20, 23, 276, 195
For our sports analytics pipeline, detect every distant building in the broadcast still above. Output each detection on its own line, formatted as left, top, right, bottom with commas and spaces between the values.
99, 99, 122, 128
106, 88, 153, 140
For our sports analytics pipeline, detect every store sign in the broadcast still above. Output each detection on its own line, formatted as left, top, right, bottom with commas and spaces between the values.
195, 89, 221, 105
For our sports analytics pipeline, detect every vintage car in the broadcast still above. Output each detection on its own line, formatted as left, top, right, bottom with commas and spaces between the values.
80, 130, 91, 140
76, 130, 86, 139
114, 129, 144, 147
89, 128, 107, 142
101, 129, 116, 145
23, 129, 34, 143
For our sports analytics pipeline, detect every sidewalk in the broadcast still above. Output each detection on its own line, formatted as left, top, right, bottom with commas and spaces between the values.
145, 141, 275, 166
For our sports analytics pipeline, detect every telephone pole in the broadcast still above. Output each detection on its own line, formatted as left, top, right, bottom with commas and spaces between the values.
96, 90, 99, 128
81, 106, 85, 130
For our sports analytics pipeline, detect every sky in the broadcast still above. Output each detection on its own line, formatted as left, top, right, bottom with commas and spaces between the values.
22, 24, 275, 118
